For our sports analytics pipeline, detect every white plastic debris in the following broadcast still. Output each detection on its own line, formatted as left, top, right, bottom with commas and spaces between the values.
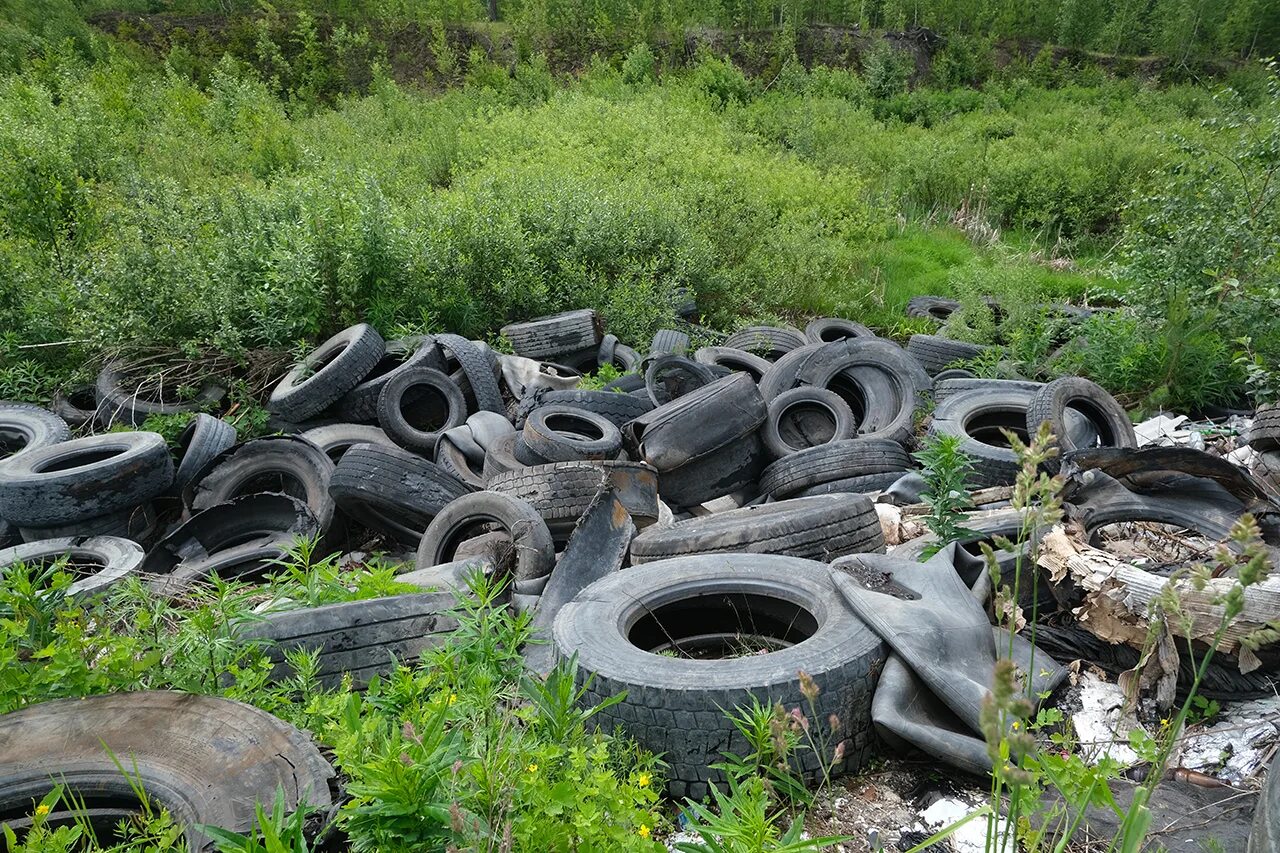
1179, 695, 1280, 785
1133, 414, 1192, 448
917, 797, 1013, 853
1072, 673, 1145, 766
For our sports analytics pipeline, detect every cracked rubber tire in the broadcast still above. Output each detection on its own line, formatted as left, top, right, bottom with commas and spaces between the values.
0, 692, 333, 851
329, 443, 472, 544
239, 593, 459, 689
0, 403, 70, 466
415, 491, 554, 582
436, 334, 504, 414
0, 536, 144, 599
488, 460, 659, 532
186, 436, 336, 533
906, 334, 989, 375
630, 494, 885, 563
172, 414, 237, 494
759, 439, 911, 499
0, 432, 173, 527
554, 554, 886, 799
268, 323, 385, 422
501, 310, 602, 361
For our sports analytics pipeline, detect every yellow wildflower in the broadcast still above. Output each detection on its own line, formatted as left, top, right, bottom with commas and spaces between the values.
35, 805, 50, 818
527, 763, 538, 773
637, 772, 651, 788
447, 693, 457, 706
638, 824, 651, 839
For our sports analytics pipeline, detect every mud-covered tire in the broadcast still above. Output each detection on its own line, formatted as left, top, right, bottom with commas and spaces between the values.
489, 460, 659, 533
554, 554, 886, 799
630, 494, 884, 563
329, 443, 472, 544
762, 387, 857, 459
501, 309, 602, 361
1250, 407, 1280, 453
0, 692, 333, 850
0, 536, 144, 599
1026, 376, 1135, 469
172, 414, 237, 494
759, 439, 911, 499
906, 334, 989, 375
376, 367, 467, 455
415, 491, 554, 582
239, 593, 458, 689
186, 435, 336, 533
267, 323, 385, 422
0, 403, 70, 467
336, 336, 445, 423
0, 432, 172, 527
722, 326, 807, 361
804, 318, 875, 344
522, 406, 623, 463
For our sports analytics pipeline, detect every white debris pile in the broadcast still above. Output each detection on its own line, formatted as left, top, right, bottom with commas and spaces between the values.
1178, 695, 1280, 785
916, 795, 1015, 853
1071, 672, 1146, 766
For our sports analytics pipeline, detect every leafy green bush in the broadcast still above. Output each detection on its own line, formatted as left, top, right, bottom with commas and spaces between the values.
621, 41, 656, 85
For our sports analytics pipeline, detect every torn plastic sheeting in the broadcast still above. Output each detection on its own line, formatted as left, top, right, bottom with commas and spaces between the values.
1178, 695, 1280, 785
1071, 672, 1145, 766
916, 796, 1014, 853
498, 354, 582, 398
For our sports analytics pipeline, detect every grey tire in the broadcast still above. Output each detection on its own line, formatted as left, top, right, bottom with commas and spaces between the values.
522, 405, 623, 462
267, 323, 385, 422
630, 494, 885, 563
648, 329, 690, 357
0, 536, 144, 599
415, 491, 555, 582
763, 387, 857, 459
0, 432, 172, 527
1249, 406, 1280, 452
795, 338, 931, 445
300, 422, 398, 463
94, 361, 225, 428
502, 309, 602, 360
436, 334, 505, 414
928, 386, 1033, 487
376, 367, 467, 455
906, 296, 960, 322
906, 334, 990, 375
489, 460, 658, 533
645, 355, 716, 405
172, 414, 237, 494
329, 442, 472, 544
336, 335, 445, 423
554, 554, 886, 799
759, 438, 911, 499
804, 317, 875, 344
692, 347, 772, 381
513, 388, 653, 430
1026, 376, 1135, 469
722, 325, 807, 360
0, 403, 70, 466
186, 435, 336, 533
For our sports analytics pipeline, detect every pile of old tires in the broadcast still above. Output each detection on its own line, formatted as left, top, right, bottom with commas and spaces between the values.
0, 305, 1147, 810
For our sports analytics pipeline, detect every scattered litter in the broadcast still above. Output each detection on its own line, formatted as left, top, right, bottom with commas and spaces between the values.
917, 795, 1013, 853
1134, 414, 1194, 448
1179, 695, 1280, 785
1072, 672, 1146, 766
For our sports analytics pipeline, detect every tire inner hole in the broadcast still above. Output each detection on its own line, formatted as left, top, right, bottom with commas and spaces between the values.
30, 553, 108, 580
37, 448, 124, 473
629, 592, 817, 660
234, 471, 307, 502
400, 385, 451, 433
964, 408, 1028, 448
826, 375, 868, 425
778, 401, 837, 449
1064, 402, 1111, 447
0, 428, 29, 460
544, 413, 604, 442
0, 797, 149, 844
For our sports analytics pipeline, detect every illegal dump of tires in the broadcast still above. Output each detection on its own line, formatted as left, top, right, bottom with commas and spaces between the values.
2, 303, 1280, 849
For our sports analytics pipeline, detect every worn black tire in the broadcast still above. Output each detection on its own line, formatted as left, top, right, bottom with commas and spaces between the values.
0, 432, 172, 527
0, 692, 333, 851
50, 387, 98, 429
602, 372, 646, 394
631, 494, 884, 563
598, 334, 642, 373
330, 443, 472, 544
692, 347, 772, 381
1253, 754, 1280, 853
376, 367, 467, 455
268, 324, 385, 422
0, 403, 70, 467
0, 519, 17, 549
514, 388, 653, 431
19, 504, 157, 546
906, 296, 961, 322
336, 336, 444, 423
300, 422, 398, 463
554, 554, 886, 799
763, 387, 857, 459
144, 494, 319, 595
794, 338, 931, 446
623, 373, 766, 472
480, 432, 524, 482
933, 368, 977, 382
934, 378, 1043, 404
648, 329, 690, 357
437, 435, 487, 488
906, 334, 990, 375
756, 344, 826, 402
804, 317, 875, 344
522, 405, 623, 462
1026, 376, 1135, 469
186, 435, 336, 533
0, 536, 144, 599
94, 362, 226, 429
415, 491, 554, 582
239, 593, 458, 689
644, 355, 716, 406
1249, 406, 1280, 452
489, 460, 658, 532
796, 471, 907, 497
759, 438, 911, 499
436, 334, 505, 414
501, 309, 602, 360
722, 326, 807, 360
659, 432, 767, 508
172, 414, 237, 494
928, 386, 1032, 487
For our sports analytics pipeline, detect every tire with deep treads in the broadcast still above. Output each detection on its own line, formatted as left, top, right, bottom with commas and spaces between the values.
554, 554, 886, 799
172, 414, 237, 494
336, 336, 444, 423
722, 326, 807, 360
238, 593, 459, 689
268, 324, 385, 422
376, 367, 467, 455
502, 310, 602, 361
435, 334, 505, 414
759, 439, 911, 499
630, 494, 885, 563
489, 460, 659, 532
1026, 376, 1135, 470
1250, 406, 1280, 453
648, 329, 690, 357
330, 443, 473, 544
514, 388, 653, 430
0, 403, 70, 466
906, 334, 990, 375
